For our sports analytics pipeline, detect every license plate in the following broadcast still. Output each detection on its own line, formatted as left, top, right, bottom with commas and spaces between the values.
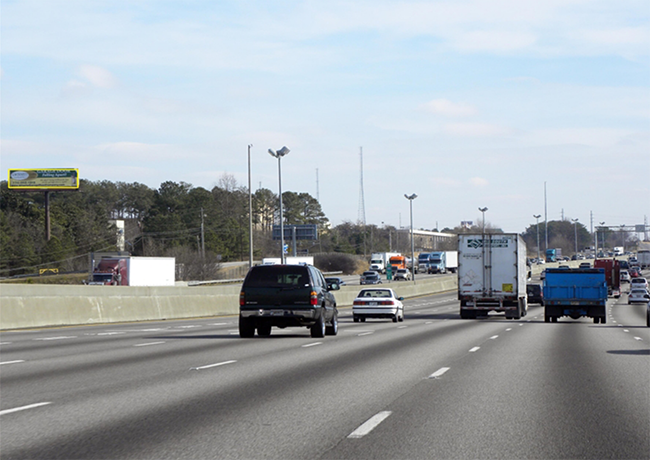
272, 311, 284, 316
368, 302, 377, 306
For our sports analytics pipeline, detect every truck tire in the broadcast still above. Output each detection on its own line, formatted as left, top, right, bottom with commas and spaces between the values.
552, 316, 558, 323
311, 311, 326, 338
239, 316, 255, 338
600, 316, 607, 324
257, 323, 272, 337
545, 315, 550, 323
326, 311, 338, 336
646, 308, 649, 327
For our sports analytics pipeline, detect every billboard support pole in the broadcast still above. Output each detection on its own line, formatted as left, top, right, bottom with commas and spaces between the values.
45, 191, 51, 241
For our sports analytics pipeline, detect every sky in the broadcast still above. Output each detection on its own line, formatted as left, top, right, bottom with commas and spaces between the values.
1, 0, 649, 235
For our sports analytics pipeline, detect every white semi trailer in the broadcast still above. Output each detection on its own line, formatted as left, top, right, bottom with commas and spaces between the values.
457, 234, 528, 320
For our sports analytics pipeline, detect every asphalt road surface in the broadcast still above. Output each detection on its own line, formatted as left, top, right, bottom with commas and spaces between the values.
1, 289, 648, 459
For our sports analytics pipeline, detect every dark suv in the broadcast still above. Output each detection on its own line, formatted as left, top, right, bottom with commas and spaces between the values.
239, 264, 340, 338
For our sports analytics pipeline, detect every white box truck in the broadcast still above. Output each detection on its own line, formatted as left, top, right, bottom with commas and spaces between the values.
128, 257, 176, 286
457, 234, 528, 319
369, 252, 400, 273
427, 251, 458, 274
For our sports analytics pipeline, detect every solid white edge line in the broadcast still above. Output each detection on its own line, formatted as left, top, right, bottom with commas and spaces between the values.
134, 342, 166, 347
348, 411, 392, 438
0, 360, 25, 365
191, 360, 237, 370
358, 332, 374, 336
428, 367, 450, 379
0, 402, 51, 416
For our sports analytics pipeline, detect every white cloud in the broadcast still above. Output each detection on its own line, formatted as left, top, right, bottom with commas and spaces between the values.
422, 99, 477, 117
78, 64, 117, 88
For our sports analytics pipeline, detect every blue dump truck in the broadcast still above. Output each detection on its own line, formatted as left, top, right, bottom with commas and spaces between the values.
543, 268, 608, 324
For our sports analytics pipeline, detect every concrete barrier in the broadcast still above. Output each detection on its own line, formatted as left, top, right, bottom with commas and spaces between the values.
0, 275, 458, 330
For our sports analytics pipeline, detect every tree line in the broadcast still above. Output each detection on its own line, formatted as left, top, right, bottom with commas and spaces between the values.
1, 175, 633, 279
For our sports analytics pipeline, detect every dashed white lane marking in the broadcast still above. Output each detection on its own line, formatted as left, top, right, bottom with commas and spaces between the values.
505, 328, 512, 331
348, 411, 392, 439
209, 323, 229, 326
624, 330, 629, 333
397, 326, 408, 329
134, 341, 166, 347
358, 332, 374, 336
469, 347, 480, 353
0, 402, 51, 416
302, 342, 322, 348
191, 360, 237, 371
490, 335, 499, 340
33, 336, 76, 341
634, 337, 643, 341
0, 360, 25, 366
0, 342, 12, 345
95, 332, 126, 336
428, 367, 450, 379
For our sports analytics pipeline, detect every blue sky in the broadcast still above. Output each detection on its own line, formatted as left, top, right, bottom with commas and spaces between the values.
2, 0, 649, 235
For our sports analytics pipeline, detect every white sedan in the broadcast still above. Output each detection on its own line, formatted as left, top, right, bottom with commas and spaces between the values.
353, 288, 404, 323
628, 289, 650, 304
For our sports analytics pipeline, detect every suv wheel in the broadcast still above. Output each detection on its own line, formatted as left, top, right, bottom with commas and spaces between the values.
239, 316, 255, 338
326, 311, 338, 336
257, 323, 272, 337
311, 311, 326, 338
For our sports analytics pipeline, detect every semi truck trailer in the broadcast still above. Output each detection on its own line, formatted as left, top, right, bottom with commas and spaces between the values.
458, 234, 528, 320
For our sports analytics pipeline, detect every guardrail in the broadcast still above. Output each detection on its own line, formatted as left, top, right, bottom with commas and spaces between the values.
0, 275, 457, 331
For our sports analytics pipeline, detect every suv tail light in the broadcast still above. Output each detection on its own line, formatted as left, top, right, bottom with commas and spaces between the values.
239, 291, 245, 306
310, 291, 318, 306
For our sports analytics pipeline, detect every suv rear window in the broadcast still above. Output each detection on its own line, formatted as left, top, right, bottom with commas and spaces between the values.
244, 266, 310, 287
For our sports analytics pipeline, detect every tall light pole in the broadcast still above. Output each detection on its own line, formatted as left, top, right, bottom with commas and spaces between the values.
479, 207, 488, 233
248, 144, 253, 269
620, 224, 625, 252
269, 146, 290, 264
571, 218, 579, 257
533, 214, 541, 261
405, 194, 417, 284
598, 221, 605, 256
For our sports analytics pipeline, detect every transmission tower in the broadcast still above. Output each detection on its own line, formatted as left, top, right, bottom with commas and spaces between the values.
358, 147, 366, 225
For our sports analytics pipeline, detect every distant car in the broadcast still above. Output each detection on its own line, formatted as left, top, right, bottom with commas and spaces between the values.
629, 268, 641, 278
325, 277, 346, 287
630, 277, 648, 291
353, 288, 404, 323
360, 271, 382, 285
393, 268, 411, 281
558, 265, 570, 269
628, 289, 650, 304
540, 269, 546, 280
620, 270, 630, 283
526, 283, 544, 306
579, 262, 592, 269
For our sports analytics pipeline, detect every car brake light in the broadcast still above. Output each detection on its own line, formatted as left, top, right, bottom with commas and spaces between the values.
380, 300, 394, 305
239, 291, 245, 306
310, 291, 318, 306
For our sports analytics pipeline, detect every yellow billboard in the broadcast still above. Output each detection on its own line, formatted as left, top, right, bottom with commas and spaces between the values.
8, 169, 79, 190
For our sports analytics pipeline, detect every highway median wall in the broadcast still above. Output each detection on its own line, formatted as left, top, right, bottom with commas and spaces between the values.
0, 275, 457, 330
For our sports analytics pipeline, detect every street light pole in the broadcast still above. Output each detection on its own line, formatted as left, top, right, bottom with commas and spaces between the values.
405, 194, 417, 284
248, 144, 253, 269
571, 218, 579, 257
479, 207, 488, 233
598, 221, 605, 256
268, 146, 290, 264
533, 214, 541, 262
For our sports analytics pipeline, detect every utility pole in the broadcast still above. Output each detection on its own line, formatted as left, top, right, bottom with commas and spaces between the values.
544, 182, 548, 251
200, 208, 205, 259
